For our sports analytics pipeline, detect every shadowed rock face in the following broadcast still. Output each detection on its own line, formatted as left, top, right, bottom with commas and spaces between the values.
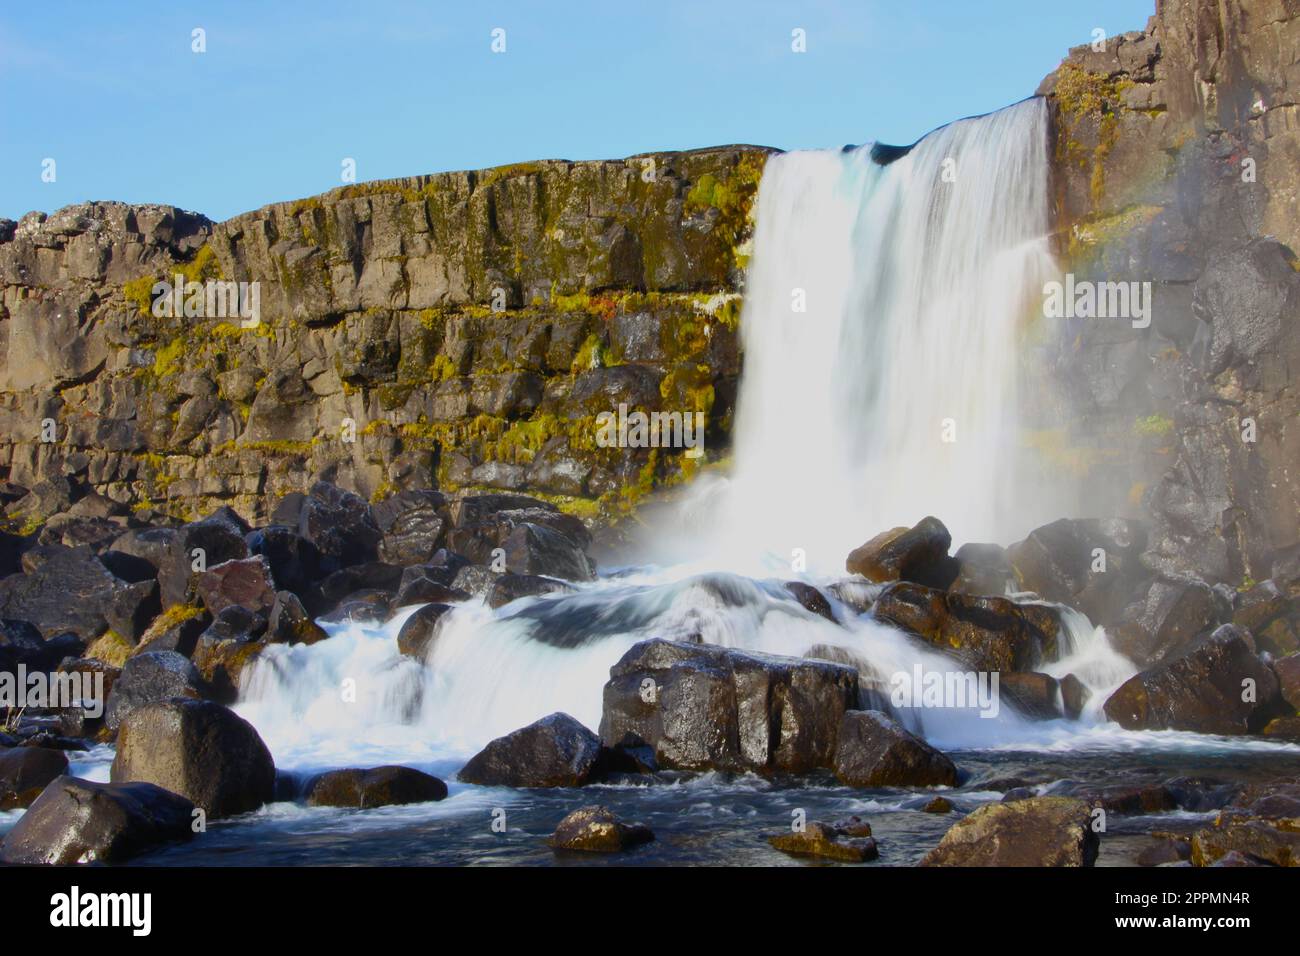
1038, 0, 1300, 589
110, 698, 275, 818
920, 796, 1099, 867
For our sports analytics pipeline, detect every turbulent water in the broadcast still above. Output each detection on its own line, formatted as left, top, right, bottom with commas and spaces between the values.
27, 97, 1287, 866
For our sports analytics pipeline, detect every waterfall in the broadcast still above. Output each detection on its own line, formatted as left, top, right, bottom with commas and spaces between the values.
685, 97, 1071, 573
236, 98, 1143, 773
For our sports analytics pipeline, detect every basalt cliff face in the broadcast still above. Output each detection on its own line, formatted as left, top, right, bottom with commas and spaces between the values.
0, 0, 1297, 601
1039, 0, 1300, 588
0, 148, 768, 527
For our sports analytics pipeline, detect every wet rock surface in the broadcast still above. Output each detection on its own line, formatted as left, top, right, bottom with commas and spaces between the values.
920, 796, 1100, 867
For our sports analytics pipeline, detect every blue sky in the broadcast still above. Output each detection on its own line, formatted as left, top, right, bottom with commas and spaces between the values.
1, 0, 1153, 222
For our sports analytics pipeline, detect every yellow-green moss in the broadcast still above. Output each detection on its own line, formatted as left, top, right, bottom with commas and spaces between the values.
1133, 414, 1175, 438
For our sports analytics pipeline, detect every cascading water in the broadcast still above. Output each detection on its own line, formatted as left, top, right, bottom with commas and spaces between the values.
236, 97, 1148, 777
685, 97, 1071, 572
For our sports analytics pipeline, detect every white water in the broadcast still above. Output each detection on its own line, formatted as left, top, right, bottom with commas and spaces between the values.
685, 97, 1070, 572
236, 99, 1159, 774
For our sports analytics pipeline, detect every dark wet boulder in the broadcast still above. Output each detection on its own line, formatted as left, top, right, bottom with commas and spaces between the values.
921, 796, 1099, 866
0, 776, 195, 864
600, 639, 859, 774
305, 766, 448, 808
1136, 834, 1192, 866
501, 522, 594, 582
768, 819, 878, 862
486, 572, 575, 609
1109, 578, 1221, 668
1059, 673, 1090, 720
832, 710, 957, 788
0, 746, 69, 809
111, 698, 275, 818
923, 796, 954, 813
784, 582, 835, 621
1103, 625, 1281, 734
104, 578, 161, 642
0, 546, 129, 640
157, 514, 250, 609
266, 590, 328, 645
1233, 580, 1292, 633
396, 603, 454, 660
999, 672, 1064, 720
393, 575, 468, 609
1069, 782, 1178, 815
318, 562, 404, 609
245, 524, 319, 596
297, 481, 381, 571
317, 590, 392, 625
827, 578, 878, 615
460, 712, 602, 788
39, 514, 124, 553
0, 618, 80, 674
195, 555, 277, 617
950, 542, 1014, 597
1191, 821, 1300, 867
1006, 518, 1148, 624
451, 564, 501, 598
871, 581, 1059, 672
104, 651, 209, 731
107, 526, 177, 575
99, 548, 161, 584
372, 490, 447, 566
547, 805, 654, 853
846, 516, 957, 589
401, 551, 471, 587
448, 493, 556, 528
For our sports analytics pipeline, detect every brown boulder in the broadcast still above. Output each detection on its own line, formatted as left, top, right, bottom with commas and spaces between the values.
111, 698, 275, 818
832, 710, 957, 788
546, 805, 654, 852
305, 766, 448, 808
0, 746, 69, 809
1103, 625, 1281, 734
920, 796, 1099, 866
871, 581, 1058, 671
768, 819, 879, 862
846, 516, 957, 588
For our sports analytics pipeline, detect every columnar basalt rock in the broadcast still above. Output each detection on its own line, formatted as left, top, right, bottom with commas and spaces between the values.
0, 148, 770, 531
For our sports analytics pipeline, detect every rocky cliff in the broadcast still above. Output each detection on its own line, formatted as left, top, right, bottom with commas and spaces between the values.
1038, 0, 1300, 590
0, 148, 768, 527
